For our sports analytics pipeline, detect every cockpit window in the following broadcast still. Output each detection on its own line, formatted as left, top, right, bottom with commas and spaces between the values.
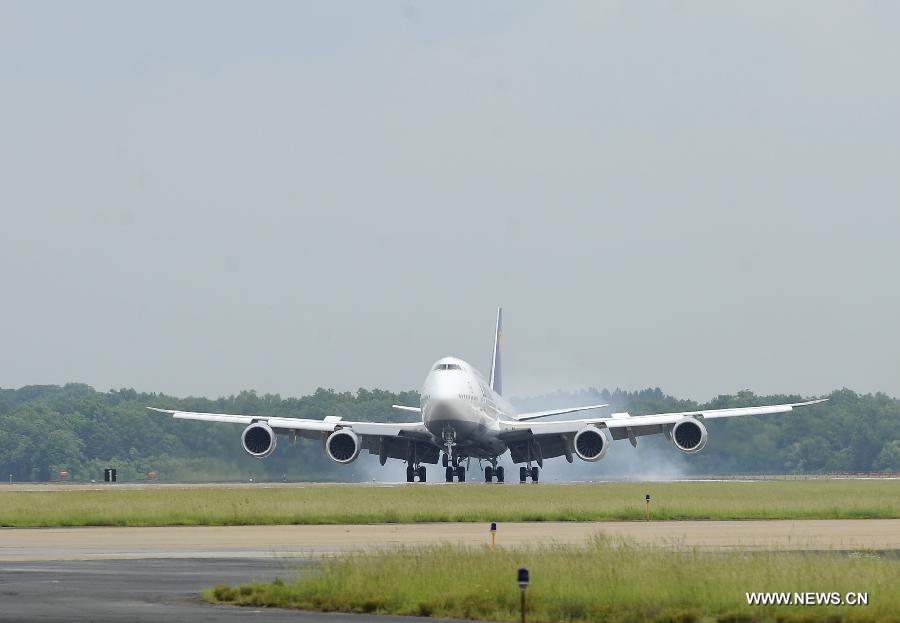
433, 363, 463, 371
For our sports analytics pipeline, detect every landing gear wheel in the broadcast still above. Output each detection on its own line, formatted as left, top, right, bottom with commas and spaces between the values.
452, 456, 460, 468
496, 466, 505, 483
442, 454, 449, 468
406, 465, 415, 483
456, 466, 466, 482
417, 466, 426, 482
519, 466, 527, 483
484, 465, 493, 483
445, 466, 454, 482
531, 466, 539, 483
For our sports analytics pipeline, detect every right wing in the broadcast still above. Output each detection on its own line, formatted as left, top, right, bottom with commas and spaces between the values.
147, 407, 439, 463
392, 405, 422, 414
147, 407, 431, 438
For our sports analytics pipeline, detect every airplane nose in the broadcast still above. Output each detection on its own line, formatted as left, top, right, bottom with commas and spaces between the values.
428, 373, 460, 402
423, 382, 461, 428
426, 399, 455, 424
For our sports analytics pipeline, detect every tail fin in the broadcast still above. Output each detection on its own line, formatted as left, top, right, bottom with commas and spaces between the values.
489, 307, 502, 395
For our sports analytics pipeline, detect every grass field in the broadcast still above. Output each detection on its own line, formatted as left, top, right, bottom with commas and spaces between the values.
2, 480, 899, 527
208, 537, 900, 622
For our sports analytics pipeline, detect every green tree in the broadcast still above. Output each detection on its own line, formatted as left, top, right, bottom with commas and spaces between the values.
874, 440, 900, 472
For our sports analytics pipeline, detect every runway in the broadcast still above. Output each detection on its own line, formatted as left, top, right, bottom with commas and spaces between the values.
3, 520, 898, 621
0, 558, 463, 623
3, 519, 900, 561
5, 475, 896, 492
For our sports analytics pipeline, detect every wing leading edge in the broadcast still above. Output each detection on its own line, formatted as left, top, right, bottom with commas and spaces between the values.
146, 407, 431, 439
513, 403, 609, 421
500, 399, 828, 437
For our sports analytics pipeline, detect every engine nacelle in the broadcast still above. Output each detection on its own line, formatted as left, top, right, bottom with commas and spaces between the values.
672, 419, 707, 454
242, 422, 277, 458
573, 427, 609, 462
325, 429, 361, 464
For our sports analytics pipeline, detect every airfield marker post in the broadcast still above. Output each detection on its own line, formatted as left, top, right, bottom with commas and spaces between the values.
645, 494, 651, 521
490, 522, 497, 550
518, 567, 529, 623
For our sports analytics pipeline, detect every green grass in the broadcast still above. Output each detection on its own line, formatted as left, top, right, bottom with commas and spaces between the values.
207, 538, 900, 622
2, 481, 900, 527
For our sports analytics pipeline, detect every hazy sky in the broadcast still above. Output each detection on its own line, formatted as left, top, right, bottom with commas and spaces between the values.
2, 2, 898, 401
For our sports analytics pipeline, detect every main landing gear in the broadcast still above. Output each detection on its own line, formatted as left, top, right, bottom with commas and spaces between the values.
484, 464, 505, 483
443, 453, 465, 482
406, 464, 426, 483
519, 465, 539, 483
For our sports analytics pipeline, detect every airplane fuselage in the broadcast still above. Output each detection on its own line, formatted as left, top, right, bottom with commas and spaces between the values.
420, 356, 512, 459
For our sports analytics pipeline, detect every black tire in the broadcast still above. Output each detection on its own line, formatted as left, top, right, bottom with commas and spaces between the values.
456, 466, 465, 482
484, 465, 493, 483
442, 454, 449, 468
519, 466, 527, 483
418, 466, 426, 482
531, 466, 539, 482
445, 466, 454, 482
406, 466, 415, 483
496, 466, 505, 483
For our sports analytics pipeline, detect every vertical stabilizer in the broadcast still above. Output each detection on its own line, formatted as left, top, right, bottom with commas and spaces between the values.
489, 307, 502, 395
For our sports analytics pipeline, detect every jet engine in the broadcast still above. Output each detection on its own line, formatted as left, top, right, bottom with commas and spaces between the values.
573, 427, 609, 462
672, 419, 707, 453
325, 429, 361, 464
242, 422, 277, 458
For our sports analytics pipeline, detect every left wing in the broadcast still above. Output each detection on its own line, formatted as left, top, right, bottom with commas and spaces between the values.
513, 403, 608, 421
502, 399, 827, 436
497, 399, 827, 463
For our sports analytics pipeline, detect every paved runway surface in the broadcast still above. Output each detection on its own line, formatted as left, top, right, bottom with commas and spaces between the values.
5, 476, 896, 492
0, 558, 462, 623
3, 520, 899, 621
3, 519, 900, 561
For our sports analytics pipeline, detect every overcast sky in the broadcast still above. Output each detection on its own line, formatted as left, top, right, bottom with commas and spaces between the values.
1, 2, 898, 402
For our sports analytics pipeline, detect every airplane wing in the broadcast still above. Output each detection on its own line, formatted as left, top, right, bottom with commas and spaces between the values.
498, 399, 827, 463
513, 403, 608, 421
392, 405, 422, 414
147, 407, 431, 438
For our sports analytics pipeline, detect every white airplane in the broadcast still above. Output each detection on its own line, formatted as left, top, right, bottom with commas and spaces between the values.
150, 308, 826, 483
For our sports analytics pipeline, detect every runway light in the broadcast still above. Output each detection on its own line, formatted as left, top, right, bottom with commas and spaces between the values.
490, 522, 497, 549
645, 494, 651, 521
518, 567, 530, 623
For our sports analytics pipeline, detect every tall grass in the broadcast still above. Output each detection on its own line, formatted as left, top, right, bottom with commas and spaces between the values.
208, 537, 900, 622
2, 481, 899, 527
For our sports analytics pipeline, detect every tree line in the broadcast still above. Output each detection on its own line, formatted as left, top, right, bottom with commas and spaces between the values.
0, 383, 898, 482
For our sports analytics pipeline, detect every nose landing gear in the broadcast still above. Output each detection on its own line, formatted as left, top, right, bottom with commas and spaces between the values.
444, 455, 466, 482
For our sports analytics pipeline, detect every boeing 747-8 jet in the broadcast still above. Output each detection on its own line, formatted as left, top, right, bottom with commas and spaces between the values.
150, 309, 825, 483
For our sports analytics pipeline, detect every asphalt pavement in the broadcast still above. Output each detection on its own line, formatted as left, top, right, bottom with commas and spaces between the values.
0, 558, 461, 623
